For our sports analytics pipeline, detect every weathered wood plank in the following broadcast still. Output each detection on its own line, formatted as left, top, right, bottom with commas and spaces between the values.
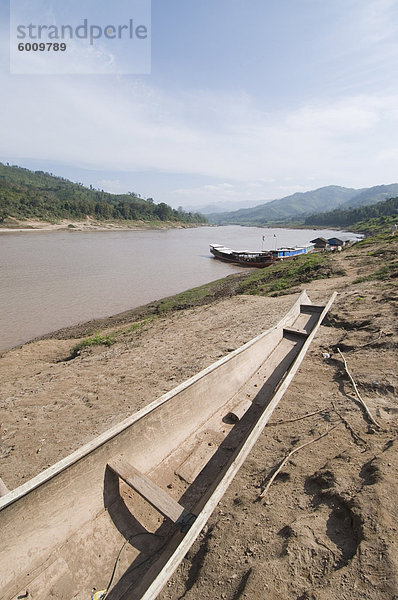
283, 327, 309, 340
108, 458, 190, 524
175, 441, 219, 484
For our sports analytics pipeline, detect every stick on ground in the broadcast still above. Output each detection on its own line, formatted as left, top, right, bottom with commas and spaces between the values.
331, 401, 368, 448
268, 408, 328, 426
337, 348, 380, 429
259, 424, 340, 499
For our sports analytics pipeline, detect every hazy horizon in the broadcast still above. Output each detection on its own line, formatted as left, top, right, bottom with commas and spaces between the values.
2, 1, 398, 209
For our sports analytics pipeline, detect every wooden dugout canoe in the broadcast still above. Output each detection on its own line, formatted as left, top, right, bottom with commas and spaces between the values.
0, 290, 337, 600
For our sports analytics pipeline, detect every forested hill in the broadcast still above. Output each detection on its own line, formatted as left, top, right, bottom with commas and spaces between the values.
304, 196, 398, 233
338, 184, 398, 209
208, 185, 359, 225
207, 183, 398, 226
0, 163, 206, 225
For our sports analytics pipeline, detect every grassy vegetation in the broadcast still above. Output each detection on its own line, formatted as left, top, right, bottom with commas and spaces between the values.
124, 317, 157, 332
147, 255, 341, 312
350, 230, 398, 283
152, 279, 241, 313
238, 252, 341, 296
354, 262, 398, 284
68, 317, 158, 359
353, 215, 398, 235
351, 231, 395, 249
69, 333, 117, 358
151, 253, 344, 309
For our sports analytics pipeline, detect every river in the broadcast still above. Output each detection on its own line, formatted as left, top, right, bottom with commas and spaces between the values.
0, 226, 356, 350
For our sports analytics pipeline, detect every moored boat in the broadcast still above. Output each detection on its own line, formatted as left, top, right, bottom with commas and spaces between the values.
0, 290, 336, 600
210, 243, 314, 267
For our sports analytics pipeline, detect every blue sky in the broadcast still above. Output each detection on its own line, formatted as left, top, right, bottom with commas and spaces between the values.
1, 0, 398, 210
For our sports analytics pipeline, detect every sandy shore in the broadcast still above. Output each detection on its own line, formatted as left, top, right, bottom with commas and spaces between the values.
1, 239, 397, 599
0, 217, 198, 232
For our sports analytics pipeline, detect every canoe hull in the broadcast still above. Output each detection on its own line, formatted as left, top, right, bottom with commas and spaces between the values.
0, 290, 336, 600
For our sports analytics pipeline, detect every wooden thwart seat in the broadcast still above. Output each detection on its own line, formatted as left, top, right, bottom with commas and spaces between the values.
108, 458, 196, 531
300, 304, 325, 314
283, 327, 309, 340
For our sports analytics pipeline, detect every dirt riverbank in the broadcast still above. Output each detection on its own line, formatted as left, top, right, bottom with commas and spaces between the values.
1, 236, 397, 599
0, 217, 199, 232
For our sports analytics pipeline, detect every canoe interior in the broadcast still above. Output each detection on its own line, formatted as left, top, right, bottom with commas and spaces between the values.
0, 290, 336, 600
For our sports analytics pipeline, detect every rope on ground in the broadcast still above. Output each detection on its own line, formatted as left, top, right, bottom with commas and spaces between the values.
258, 424, 341, 499
101, 531, 168, 599
337, 347, 380, 429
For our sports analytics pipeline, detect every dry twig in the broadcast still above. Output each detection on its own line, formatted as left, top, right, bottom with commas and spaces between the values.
331, 401, 368, 448
337, 347, 380, 429
268, 408, 328, 426
259, 424, 340, 499
353, 330, 384, 351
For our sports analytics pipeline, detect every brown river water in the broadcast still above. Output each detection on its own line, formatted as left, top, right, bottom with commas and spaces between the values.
0, 226, 356, 350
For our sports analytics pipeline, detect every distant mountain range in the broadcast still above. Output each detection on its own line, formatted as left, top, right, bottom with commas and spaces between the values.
187, 199, 260, 214
208, 184, 398, 225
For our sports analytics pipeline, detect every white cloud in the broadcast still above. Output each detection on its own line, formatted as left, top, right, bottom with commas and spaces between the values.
276, 184, 310, 195
3, 0, 398, 212
1, 66, 398, 199
285, 100, 380, 134
173, 183, 239, 200
202, 183, 234, 192
171, 181, 272, 208
355, 0, 398, 44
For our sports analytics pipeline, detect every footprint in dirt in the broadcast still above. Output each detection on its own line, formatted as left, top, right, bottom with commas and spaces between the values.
278, 469, 362, 581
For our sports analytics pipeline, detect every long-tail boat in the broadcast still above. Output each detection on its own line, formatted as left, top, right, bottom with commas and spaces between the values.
209, 243, 314, 267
